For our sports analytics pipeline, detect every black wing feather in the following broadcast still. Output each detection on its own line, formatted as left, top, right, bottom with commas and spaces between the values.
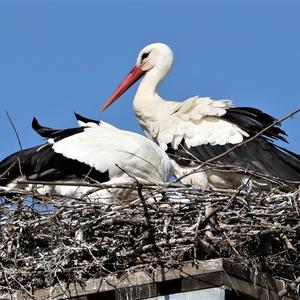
74, 112, 101, 126
168, 140, 300, 181
222, 107, 287, 142
32, 117, 85, 141
167, 106, 300, 181
32, 117, 61, 138
0, 144, 109, 185
1, 122, 110, 186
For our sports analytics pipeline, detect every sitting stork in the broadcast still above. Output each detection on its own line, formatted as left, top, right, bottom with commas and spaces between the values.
0, 113, 171, 201
101, 43, 300, 189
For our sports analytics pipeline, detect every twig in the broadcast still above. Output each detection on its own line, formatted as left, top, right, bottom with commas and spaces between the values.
223, 232, 242, 259
137, 183, 155, 244
197, 207, 220, 231
0, 161, 17, 180
5, 111, 23, 151
280, 234, 297, 253
0, 183, 299, 296
224, 178, 251, 210
278, 276, 300, 297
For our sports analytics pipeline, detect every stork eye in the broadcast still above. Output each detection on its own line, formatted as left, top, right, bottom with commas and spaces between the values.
141, 52, 150, 60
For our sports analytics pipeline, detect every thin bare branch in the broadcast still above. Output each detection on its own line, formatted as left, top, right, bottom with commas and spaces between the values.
5, 111, 23, 151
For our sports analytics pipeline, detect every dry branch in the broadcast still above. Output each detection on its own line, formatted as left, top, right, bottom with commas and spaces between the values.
0, 181, 299, 298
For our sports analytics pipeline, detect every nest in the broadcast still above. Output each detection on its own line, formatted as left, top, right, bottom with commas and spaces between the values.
0, 181, 299, 298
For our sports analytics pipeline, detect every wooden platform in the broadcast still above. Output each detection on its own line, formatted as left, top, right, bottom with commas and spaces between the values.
2, 258, 297, 300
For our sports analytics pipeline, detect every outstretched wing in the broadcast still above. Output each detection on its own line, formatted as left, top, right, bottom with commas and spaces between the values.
0, 118, 113, 185
162, 101, 300, 181
1, 117, 171, 187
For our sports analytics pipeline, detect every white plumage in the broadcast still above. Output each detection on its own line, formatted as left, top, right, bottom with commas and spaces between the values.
0, 114, 172, 202
144, 97, 248, 151
101, 43, 300, 189
52, 126, 168, 181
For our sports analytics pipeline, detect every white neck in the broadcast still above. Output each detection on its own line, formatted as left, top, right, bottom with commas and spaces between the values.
136, 67, 163, 98
133, 64, 172, 115
133, 66, 177, 140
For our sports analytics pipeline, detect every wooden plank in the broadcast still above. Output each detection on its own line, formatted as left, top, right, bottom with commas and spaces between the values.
1, 259, 297, 299
222, 274, 292, 300
148, 287, 226, 300
222, 259, 284, 293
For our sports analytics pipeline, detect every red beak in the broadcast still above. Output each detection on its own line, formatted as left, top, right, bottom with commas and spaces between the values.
100, 66, 145, 112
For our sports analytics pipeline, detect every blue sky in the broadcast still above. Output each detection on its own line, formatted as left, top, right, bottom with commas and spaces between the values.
0, 1, 299, 159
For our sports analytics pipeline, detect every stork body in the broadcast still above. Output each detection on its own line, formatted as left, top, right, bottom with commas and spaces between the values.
0, 114, 171, 201
101, 43, 300, 189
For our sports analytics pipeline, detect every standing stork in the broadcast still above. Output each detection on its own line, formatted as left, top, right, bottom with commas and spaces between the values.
0, 113, 171, 202
101, 43, 300, 189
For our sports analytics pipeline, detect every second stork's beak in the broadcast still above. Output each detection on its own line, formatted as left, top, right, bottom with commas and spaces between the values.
101, 66, 145, 112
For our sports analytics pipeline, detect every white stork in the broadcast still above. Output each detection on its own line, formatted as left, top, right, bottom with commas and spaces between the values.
0, 113, 171, 201
101, 43, 300, 189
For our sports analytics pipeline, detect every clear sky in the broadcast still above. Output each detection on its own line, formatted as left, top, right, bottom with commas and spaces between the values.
0, 1, 299, 160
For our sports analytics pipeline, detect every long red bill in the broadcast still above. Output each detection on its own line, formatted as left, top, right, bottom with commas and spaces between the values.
100, 66, 145, 112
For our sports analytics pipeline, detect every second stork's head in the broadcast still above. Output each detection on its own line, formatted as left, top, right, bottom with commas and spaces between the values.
101, 43, 174, 112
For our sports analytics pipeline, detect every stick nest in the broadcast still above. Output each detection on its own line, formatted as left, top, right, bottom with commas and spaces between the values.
0, 182, 299, 296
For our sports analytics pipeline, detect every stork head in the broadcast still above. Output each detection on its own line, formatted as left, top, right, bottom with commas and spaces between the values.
101, 43, 174, 112
136, 43, 174, 74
